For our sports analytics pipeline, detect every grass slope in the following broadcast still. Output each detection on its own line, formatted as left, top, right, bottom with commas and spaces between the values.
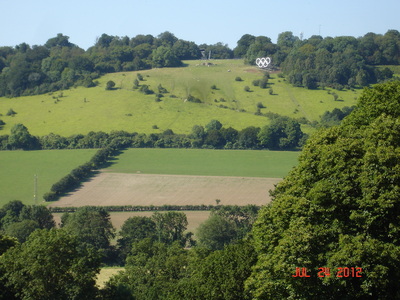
106, 148, 300, 178
0, 60, 359, 136
0, 149, 97, 206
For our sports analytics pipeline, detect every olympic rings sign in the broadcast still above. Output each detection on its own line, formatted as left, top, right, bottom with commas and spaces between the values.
256, 57, 271, 68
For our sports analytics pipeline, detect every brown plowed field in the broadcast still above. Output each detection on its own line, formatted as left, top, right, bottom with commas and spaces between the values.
49, 173, 281, 207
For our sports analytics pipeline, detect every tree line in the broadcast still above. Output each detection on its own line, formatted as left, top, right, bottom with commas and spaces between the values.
0, 30, 399, 97
0, 116, 306, 152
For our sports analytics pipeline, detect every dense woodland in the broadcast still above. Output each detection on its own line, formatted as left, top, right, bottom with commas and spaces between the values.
0, 81, 400, 299
0, 30, 399, 97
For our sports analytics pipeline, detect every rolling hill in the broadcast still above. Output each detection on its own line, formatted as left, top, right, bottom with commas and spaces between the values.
0, 59, 360, 137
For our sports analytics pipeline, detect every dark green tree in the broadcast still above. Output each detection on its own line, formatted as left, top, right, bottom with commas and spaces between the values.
8, 123, 37, 150
205, 119, 223, 131
19, 205, 55, 229
3, 219, 39, 243
234, 34, 256, 58
117, 216, 157, 261
61, 206, 115, 258
152, 46, 181, 68
178, 241, 257, 300
196, 214, 237, 251
238, 126, 260, 149
105, 239, 188, 300
258, 116, 303, 149
105, 80, 116, 90
0, 229, 100, 300
247, 81, 400, 299
151, 211, 190, 246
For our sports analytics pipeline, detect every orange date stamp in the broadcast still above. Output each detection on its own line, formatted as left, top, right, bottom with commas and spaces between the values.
292, 267, 363, 278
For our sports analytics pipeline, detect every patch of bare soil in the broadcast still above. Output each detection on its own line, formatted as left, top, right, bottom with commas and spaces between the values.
49, 173, 281, 207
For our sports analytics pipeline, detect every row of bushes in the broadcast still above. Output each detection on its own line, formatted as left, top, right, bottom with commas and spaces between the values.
1, 123, 305, 152
48, 204, 221, 213
43, 139, 126, 201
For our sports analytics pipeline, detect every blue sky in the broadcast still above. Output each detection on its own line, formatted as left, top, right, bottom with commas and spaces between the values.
1, 0, 399, 50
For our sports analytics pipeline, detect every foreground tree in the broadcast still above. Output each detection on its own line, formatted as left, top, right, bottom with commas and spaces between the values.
177, 241, 257, 300
247, 81, 400, 299
0, 229, 100, 300
105, 239, 188, 300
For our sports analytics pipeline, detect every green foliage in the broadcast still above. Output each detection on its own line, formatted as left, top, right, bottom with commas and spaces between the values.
235, 76, 242, 81
151, 211, 192, 246
152, 46, 181, 68
197, 205, 260, 251
258, 115, 304, 150
157, 83, 168, 94
0, 233, 17, 255
205, 119, 222, 131
248, 82, 400, 299
197, 214, 237, 250
106, 239, 188, 300
178, 241, 257, 300
0, 201, 55, 243
105, 80, 116, 90
319, 106, 355, 127
139, 84, 154, 95
117, 216, 157, 261
8, 123, 37, 150
5, 108, 16, 116
186, 94, 201, 103
0, 228, 101, 300
61, 206, 115, 258
3, 219, 39, 243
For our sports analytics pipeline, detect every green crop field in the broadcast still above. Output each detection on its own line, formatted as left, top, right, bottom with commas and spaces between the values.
106, 148, 300, 178
0, 149, 97, 206
0, 60, 359, 137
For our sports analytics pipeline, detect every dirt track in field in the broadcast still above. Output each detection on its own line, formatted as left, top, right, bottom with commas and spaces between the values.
49, 173, 281, 207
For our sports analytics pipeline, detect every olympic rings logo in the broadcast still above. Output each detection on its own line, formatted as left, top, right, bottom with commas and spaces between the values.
256, 57, 271, 68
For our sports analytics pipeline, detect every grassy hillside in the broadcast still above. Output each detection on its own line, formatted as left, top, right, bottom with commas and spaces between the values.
0, 60, 359, 137
106, 148, 300, 178
0, 149, 97, 206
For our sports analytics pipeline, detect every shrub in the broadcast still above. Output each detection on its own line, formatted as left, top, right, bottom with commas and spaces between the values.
133, 79, 139, 89
157, 84, 168, 94
252, 80, 260, 86
211, 84, 217, 90
187, 94, 202, 103
235, 76, 243, 81
6, 108, 17, 116
244, 86, 251, 92
259, 78, 268, 89
105, 80, 116, 90
256, 102, 265, 109
139, 85, 154, 95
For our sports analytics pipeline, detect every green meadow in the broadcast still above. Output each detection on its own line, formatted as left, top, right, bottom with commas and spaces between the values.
106, 148, 300, 178
0, 149, 97, 206
0, 60, 359, 137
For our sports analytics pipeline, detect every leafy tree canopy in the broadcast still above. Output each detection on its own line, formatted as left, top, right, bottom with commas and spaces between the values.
0, 229, 100, 300
247, 81, 400, 299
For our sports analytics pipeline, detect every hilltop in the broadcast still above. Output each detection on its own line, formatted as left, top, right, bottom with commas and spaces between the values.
0, 59, 359, 136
